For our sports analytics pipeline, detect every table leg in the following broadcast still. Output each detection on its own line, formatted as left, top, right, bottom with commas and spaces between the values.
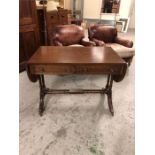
105, 74, 114, 116
39, 75, 46, 116
37, 74, 114, 116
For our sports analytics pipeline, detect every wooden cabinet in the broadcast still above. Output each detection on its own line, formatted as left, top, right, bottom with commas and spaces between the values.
36, 7, 69, 45
19, 0, 39, 72
46, 11, 59, 30
37, 8, 46, 45
58, 10, 69, 25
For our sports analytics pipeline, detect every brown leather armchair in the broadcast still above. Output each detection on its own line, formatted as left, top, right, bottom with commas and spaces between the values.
49, 25, 95, 46
88, 25, 135, 66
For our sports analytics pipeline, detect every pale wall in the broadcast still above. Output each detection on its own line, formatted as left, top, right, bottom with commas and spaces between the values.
64, 0, 72, 10
83, 0, 102, 19
64, 0, 82, 11
128, 0, 135, 28
119, 0, 132, 17
83, 0, 133, 19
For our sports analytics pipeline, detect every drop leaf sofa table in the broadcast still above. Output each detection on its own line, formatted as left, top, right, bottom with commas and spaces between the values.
27, 46, 127, 116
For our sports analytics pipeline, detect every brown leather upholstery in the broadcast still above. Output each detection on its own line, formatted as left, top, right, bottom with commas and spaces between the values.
49, 25, 95, 46
88, 25, 134, 66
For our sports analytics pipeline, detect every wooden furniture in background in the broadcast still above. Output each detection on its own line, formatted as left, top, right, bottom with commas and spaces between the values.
36, 6, 70, 45
112, 1, 120, 13
43, 9, 67, 29
46, 9, 70, 38
36, 6, 47, 45
19, 0, 39, 72
101, 0, 121, 13
27, 46, 127, 116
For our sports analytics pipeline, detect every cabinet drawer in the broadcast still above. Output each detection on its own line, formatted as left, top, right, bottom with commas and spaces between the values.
46, 13, 58, 24
58, 12, 68, 24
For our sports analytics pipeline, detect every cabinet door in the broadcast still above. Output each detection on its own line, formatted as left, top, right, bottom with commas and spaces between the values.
19, 0, 39, 72
19, 0, 37, 26
19, 25, 39, 71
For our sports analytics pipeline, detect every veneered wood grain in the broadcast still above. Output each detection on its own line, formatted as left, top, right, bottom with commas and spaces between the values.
28, 46, 125, 64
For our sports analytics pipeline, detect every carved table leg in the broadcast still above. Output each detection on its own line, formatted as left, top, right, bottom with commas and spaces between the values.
37, 74, 114, 116
39, 75, 46, 116
105, 74, 114, 116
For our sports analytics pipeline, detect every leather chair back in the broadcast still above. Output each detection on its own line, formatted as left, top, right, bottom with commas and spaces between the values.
88, 25, 134, 66
88, 25, 117, 43
49, 25, 85, 46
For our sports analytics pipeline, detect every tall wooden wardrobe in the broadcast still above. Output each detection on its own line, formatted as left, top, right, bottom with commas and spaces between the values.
19, 0, 39, 72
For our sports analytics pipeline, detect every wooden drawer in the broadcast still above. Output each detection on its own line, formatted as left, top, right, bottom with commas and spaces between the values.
58, 10, 68, 25
58, 13, 68, 25
46, 12, 59, 25
30, 64, 123, 75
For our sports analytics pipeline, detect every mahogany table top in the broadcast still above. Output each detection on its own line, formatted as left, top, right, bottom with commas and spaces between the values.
27, 46, 125, 65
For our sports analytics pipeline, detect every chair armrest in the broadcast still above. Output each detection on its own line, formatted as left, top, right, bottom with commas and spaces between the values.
91, 38, 105, 46
114, 37, 133, 48
80, 39, 96, 46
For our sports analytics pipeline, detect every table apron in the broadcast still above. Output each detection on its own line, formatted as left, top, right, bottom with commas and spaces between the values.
29, 64, 124, 75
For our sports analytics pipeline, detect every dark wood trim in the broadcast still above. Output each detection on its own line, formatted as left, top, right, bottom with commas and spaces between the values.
38, 74, 114, 116
19, 61, 26, 72
19, 0, 40, 72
